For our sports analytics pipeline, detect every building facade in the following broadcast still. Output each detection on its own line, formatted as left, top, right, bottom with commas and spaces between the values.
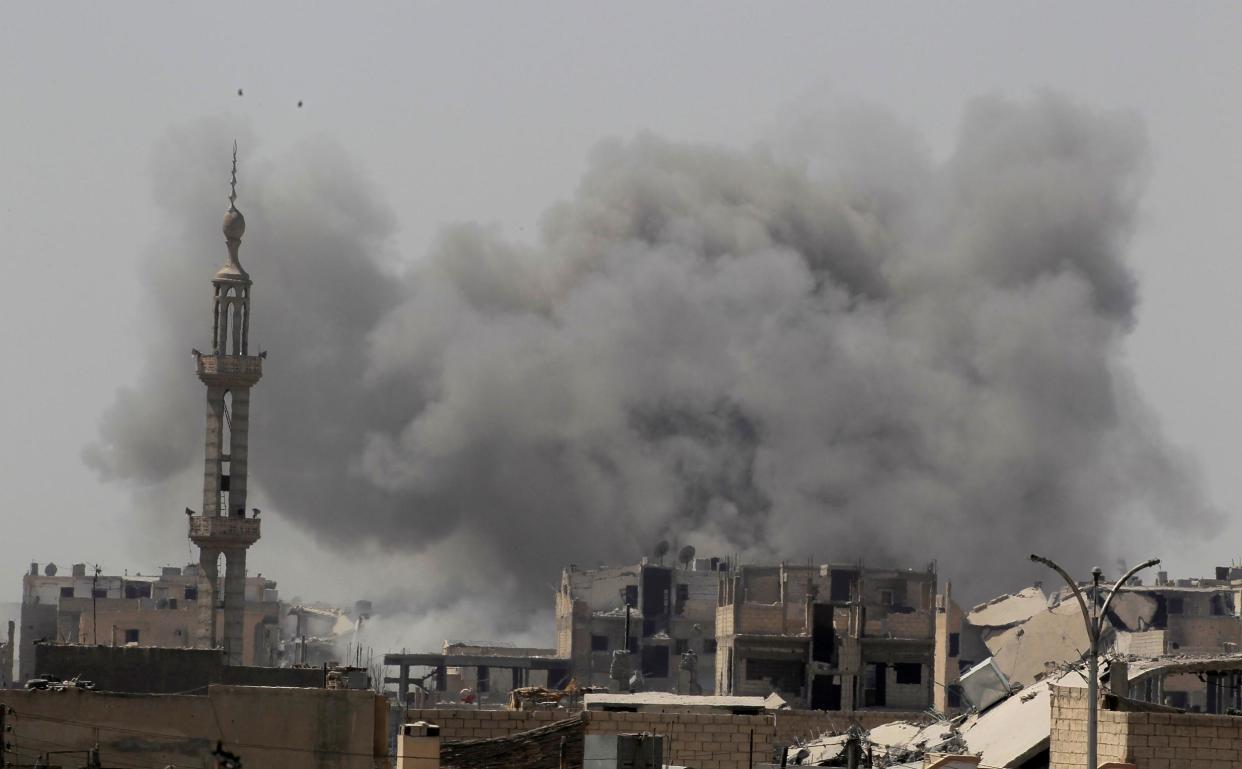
715, 562, 938, 711
18, 562, 281, 682
556, 559, 725, 693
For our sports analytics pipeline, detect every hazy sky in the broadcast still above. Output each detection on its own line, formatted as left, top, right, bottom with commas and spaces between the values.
3, 3, 1241, 626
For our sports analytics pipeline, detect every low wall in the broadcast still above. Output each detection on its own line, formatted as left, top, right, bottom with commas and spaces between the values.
1050, 683, 1242, 769
0, 685, 387, 769
407, 707, 919, 769
34, 643, 323, 693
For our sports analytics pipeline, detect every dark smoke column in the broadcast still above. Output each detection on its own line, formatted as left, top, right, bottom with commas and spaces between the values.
188, 146, 263, 665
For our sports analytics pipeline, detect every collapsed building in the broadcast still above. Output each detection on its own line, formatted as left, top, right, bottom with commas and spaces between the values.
935, 566, 1242, 715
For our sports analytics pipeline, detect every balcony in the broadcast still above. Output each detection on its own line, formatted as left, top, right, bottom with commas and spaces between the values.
188, 515, 261, 546
196, 354, 262, 386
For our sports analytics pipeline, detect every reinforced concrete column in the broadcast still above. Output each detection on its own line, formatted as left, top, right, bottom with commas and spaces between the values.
202, 386, 225, 516
223, 548, 247, 665
227, 388, 251, 517
198, 548, 220, 649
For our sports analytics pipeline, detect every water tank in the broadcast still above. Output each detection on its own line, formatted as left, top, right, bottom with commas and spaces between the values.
44, 563, 57, 577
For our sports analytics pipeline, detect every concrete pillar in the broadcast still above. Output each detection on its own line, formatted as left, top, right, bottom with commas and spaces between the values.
396, 722, 440, 769
198, 548, 220, 649
223, 548, 247, 665
227, 388, 251, 517
202, 387, 225, 515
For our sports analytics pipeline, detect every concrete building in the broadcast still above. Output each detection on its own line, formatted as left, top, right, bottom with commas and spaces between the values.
187, 148, 265, 666
715, 561, 938, 711
556, 558, 726, 693
0, 620, 13, 688
17, 561, 282, 681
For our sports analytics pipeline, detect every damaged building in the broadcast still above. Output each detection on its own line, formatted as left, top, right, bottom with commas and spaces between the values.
556, 558, 725, 693
715, 562, 938, 712
934, 566, 1242, 714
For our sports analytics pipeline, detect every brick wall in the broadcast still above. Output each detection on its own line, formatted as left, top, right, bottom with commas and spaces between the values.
1050, 684, 1242, 769
588, 711, 774, 769
736, 604, 788, 635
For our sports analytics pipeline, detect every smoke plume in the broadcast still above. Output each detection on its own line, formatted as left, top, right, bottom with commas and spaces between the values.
87, 94, 1216, 640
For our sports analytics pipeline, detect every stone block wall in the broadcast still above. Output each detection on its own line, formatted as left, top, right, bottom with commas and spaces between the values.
1050, 683, 1242, 769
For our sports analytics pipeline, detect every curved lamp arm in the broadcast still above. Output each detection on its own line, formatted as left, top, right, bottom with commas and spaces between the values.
1099, 558, 1161, 624
1031, 554, 1094, 641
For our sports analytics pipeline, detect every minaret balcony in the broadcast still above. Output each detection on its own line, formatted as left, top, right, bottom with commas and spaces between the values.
188, 515, 261, 547
196, 354, 263, 387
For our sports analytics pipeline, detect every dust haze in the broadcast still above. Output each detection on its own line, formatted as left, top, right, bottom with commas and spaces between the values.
85, 94, 1216, 645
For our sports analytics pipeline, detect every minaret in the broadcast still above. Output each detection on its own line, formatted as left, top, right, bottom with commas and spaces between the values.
188, 144, 263, 665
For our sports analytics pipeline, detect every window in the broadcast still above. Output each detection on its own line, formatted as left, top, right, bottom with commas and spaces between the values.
674, 638, 689, 655
92, 588, 107, 599
947, 685, 962, 708
894, 663, 922, 685
948, 633, 960, 658
744, 658, 805, 691
830, 571, 855, 602
591, 634, 609, 652
878, 589, 894, 607
641, 645, 670, 678
1167, 597, 1184, 615
1211, 594, 1229, 616
59, 587, 74, 598
124, 629, 140, 644
124, 582, 151, 599
958, 659, 975, 674
476, 666, 490, 693
675, 584, 690, 615
184, 586, 198, 600
703, 639, 717, 655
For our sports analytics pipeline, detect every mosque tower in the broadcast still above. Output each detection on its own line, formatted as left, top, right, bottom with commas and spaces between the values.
188, 144, 263, 665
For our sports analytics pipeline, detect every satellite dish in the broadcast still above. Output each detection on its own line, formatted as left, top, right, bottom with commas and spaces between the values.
44, 563, 57, 577
653, 540, 670, 564
678, 545, 697, 568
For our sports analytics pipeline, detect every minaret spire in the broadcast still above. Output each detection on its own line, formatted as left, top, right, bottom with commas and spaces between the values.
228, 140, 239, 211
188, 144, 264, 666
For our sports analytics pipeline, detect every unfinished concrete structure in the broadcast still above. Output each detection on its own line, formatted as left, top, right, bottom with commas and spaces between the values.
556, 558, 726, 694
188, 148, 264, 665
714, 561, 938, 712
18, 562, 282, 681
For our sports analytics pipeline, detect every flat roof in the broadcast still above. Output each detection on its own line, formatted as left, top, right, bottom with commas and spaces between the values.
584, 692, 772, 710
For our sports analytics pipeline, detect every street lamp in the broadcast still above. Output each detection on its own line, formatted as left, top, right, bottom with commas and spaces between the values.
1029, 554, 1159, 769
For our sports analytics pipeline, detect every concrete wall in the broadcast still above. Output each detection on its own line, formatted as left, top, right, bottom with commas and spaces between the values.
0, 685, 386, 769
1050, 683, 1242, 769
34, 643, 322, 693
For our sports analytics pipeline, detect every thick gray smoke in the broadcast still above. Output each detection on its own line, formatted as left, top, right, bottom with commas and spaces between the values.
87, 95, 1215, 637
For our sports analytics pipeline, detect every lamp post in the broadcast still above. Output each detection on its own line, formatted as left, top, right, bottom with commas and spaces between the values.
1029, 554, 1159, 769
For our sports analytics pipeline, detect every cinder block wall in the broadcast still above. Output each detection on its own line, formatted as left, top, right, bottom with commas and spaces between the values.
406, 707, 920, 769
1050, 684, 1242, 769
